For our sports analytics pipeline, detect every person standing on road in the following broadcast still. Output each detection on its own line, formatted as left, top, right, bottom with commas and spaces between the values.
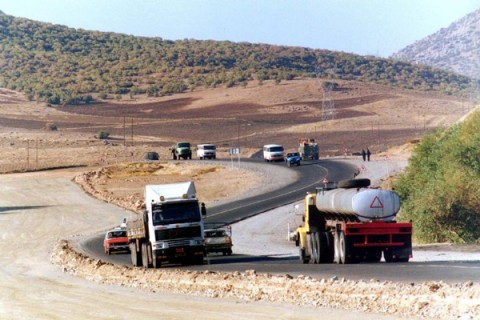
367, 148, 371, 161
362, 149, 366, 161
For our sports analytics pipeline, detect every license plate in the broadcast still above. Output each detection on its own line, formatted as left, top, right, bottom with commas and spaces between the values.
176, 248, 184, 253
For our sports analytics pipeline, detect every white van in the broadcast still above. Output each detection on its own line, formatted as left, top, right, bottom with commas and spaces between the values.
263, 144, 285, 162
196, 144, 216, 160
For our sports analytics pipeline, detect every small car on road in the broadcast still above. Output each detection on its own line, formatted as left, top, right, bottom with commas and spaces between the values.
285, 151, 301, 167
103, 227, 129, 255
204, 228, 233, 256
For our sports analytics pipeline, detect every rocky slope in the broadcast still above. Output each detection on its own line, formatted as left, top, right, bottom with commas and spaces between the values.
391, 8, 480, 80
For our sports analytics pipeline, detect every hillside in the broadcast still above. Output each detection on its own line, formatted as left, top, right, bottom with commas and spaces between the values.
391, 8, 480, 80
0, 11, 474, 106
394, 109, 480, 243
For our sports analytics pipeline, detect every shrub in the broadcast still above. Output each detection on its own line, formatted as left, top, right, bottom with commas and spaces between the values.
393, 111, 480, 243
144, 152, 159, 161
97, 131, 110, 139
45, 123, 58, 131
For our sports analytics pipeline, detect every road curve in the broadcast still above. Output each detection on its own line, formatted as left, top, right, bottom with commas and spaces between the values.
4, 168, 388, 320
84, 159, 356, 264
84, 159, 480, 284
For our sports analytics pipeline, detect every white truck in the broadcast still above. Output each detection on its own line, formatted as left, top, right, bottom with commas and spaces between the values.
126, 181, 206, 268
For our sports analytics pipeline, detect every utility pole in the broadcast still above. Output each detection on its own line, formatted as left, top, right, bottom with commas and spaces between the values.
26, 140, 30, 171
131, 118, 134, 146
35, 139, 38, 170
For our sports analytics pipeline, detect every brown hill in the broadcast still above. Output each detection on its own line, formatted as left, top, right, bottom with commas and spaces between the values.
0, 79, 473, 173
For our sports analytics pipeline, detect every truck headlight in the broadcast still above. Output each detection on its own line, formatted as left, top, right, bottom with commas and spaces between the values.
156, 242, 168, 249
191, 240, 202, 246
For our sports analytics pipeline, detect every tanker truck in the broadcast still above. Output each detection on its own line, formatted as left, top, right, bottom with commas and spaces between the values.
126, 181, 206, 268
295, 178, 412, 264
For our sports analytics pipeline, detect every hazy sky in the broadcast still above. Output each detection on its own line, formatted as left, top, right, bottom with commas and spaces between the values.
0, 0, 479, 57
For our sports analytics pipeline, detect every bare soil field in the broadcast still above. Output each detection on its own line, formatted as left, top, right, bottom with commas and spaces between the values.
0, 79, 472, 173
72, 161, 266, 213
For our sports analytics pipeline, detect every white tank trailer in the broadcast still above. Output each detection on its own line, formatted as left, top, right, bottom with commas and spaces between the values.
315, 188, 400, 222
295, 178, 412, 264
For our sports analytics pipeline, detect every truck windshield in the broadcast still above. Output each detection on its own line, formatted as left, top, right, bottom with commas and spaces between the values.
108, 230, 127, 238
270, 146, 284, 152
152, 202, 201, 225
178, 143, 190, 148
203, 145, 216, 150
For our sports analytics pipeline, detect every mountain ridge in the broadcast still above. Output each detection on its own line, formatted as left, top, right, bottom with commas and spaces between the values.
0, 11, 474, 105
391, 8, 480, 79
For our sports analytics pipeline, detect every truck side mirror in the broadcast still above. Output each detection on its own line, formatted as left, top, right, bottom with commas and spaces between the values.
201, 202, 207, 217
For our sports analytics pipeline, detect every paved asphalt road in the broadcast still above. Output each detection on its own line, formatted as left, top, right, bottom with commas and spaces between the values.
83, 159, 480, 283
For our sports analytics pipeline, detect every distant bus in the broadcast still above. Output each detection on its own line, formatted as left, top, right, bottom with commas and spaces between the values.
263, 144, 285, 162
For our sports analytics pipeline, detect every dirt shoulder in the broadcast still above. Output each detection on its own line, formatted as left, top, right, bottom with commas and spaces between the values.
72, 160, 298, 214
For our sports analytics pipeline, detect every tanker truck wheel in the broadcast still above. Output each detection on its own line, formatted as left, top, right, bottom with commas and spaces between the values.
310, 232, 320, 264
310, 233, 319, 264
322, 232, 334, 263
313, 232, 329, 263
339, 232, 353, 264
333, 232, 340, 264
299, 248, 309, 264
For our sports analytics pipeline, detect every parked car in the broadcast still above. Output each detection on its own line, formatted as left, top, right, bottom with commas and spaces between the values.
285, 151, 301, 167
103, 227, 129, 255
204, 228, 233, 256
196, 144, 216, 160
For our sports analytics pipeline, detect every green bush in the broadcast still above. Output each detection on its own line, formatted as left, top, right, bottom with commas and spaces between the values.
97, 131, 110, 139
393, 111, 480, 243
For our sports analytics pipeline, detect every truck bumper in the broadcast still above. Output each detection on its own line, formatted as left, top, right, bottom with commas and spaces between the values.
153, 245, 204, 261
205, 244, 232, 253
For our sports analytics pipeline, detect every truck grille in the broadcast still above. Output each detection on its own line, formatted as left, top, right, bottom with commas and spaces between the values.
155, 226, 202, 241
111, 242, 128, 247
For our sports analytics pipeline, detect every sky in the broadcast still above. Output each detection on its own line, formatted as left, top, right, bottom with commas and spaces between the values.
0, 0, 479, 57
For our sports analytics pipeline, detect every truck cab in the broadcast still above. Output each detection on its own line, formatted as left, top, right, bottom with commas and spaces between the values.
172, 142, 192, 160
127, 182, 206, 268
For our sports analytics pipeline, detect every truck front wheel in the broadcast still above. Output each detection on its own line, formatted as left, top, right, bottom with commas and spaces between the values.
152, 253, 161, 269
141, 242, 150, 268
